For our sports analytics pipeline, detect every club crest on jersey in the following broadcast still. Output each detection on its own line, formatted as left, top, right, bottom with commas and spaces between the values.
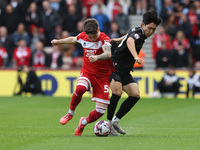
95, 42, 99, 48
134, 34, 140, 39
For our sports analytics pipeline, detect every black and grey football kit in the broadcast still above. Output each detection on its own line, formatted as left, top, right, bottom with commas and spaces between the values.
110, 27, 147, 86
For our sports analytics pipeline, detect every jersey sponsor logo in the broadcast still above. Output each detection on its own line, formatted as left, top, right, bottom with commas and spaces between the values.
78, 39, 103, 49
134, 33, 140, 39
85, 49, 97, 57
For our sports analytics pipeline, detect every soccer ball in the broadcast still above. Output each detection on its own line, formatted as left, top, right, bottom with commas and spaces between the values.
94, 120, 111, 137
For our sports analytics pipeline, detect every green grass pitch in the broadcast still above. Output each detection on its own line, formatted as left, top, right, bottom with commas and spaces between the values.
0, 96, 200, 150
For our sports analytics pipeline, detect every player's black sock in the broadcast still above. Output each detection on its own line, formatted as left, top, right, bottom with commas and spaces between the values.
107, 94, 121, 120
116, 96, 140, 119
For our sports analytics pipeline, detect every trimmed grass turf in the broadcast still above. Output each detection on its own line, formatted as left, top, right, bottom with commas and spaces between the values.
0, 96, 200, 150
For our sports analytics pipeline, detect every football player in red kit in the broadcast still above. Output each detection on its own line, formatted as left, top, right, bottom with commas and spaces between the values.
51, 18, 114, 136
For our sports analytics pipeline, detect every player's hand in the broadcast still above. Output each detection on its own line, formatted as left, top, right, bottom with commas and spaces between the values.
51, 39, 58, 46
89, 55, 98, 63
135, 56, 143, 65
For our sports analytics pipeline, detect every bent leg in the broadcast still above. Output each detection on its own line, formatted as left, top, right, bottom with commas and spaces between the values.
85, 102, 107, 124
115, 82, 140, 119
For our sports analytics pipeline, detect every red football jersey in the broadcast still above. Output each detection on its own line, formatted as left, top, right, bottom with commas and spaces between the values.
13, 47, 31, 67
76, 32, 115, 76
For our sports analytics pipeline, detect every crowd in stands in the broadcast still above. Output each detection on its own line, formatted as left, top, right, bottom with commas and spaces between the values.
0, 0, 200, 71
153, 0, 200, 70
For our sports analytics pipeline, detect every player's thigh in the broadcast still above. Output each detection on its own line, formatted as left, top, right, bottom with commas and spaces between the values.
92, 76, 110, 104
110, 79, 123, 96
123, 82, 140, 98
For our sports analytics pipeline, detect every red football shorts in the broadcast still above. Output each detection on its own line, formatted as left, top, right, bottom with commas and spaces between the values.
77, 72, 110, 104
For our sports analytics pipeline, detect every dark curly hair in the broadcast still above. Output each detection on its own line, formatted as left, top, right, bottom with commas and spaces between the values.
143, 9, 162, 26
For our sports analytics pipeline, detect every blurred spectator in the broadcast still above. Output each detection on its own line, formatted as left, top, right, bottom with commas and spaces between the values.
73, 21, 84, 57
90, 0, 107, 17
12, 39, 31, 68
0, 1, 8, 17
157, 67, 180, 97
191, 30, 200, 64
55, 25, 63, 39
107, 0, 128, 22
24, 2, 40, 35
49, 0, 62, 12
82, 0, 97, 18
108, 22, 123, 53
155, 41, 171, 69
30, 26, 45, 52
59, 0, 83, 19
133, 49, 145, 70
160, 0, 174, 22
46, 45, 63, 69
152, 26, 171, 59
62, 4, 82, 35
177, 14, 192, 38
0, 26, 15, 67
14, 65, 44, 96
114, 4, 130, 35
173, 2, 188, 28
187, 3, 199, 38
12, 23, 30, 46
0, 42, 8, 67
59, 31, 75, 69
172, 30, 190, 51
40, 0, 60, 46
194, 0, 200, 29
164, 14, 178, 41
93, 4, 110, 34
194, 61, 200, 70
9, 0, 21, 14
30, 41, 48, 69
155, 0, 162, 17
171, 41, 189, 69
1, 4, 19, 35
135, 0, 147, 15
186, 67, 200, 98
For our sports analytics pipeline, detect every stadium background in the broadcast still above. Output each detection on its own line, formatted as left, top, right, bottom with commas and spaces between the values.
1, 70, 198, 98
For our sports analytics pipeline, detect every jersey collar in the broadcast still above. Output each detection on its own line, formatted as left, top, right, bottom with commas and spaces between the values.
140, 27, 147, 39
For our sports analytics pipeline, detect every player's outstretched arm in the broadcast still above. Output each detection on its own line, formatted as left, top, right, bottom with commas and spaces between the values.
51, 37, 77, 46
111, 35, 125, 44
89, 45, 111, 63
127, 37, 143, 65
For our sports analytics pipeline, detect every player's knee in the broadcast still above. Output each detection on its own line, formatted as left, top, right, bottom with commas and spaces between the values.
96, 106, 106, 115
112, 89, 123, 96
75, 85, 87, 95
135, 93, 140, 99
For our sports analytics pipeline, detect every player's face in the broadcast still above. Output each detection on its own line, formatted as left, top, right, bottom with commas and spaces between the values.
86, 32, 99, 42
142, 23, 157, 37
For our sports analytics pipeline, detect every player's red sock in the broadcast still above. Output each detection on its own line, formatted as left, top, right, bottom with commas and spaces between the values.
70, 85, 87, 110
86, 109, 104, 123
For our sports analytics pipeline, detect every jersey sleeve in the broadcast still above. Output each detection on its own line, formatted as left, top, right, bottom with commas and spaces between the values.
102, 34, 111, 47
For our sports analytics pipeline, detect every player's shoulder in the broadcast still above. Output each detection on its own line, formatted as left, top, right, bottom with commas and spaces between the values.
99, 32, 110, 40
76, 32, 87, 40
129, 27, 142, 34
128, 27, 143, 39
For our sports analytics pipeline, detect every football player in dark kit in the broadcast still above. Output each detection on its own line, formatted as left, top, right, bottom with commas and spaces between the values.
107, 10, 162, 136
